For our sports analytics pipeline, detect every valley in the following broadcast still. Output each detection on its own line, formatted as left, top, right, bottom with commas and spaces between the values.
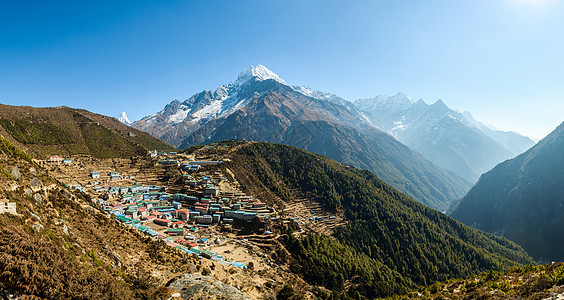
132, 66, 473, 212
0, 91, 559, 300
1, 129, 563, 299
3, 2, 564, 299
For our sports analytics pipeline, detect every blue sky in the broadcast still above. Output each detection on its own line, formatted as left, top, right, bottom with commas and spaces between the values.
1, 0, 563, 140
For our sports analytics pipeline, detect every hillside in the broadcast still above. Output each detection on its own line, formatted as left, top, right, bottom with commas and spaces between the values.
224, 142, 532, 298
0, 137, 294, 299
0, 134, 536, 299
0, 136, 185, 299
0, 103, 175, 159
451, 121, 564, 262
134, 66, 471, 211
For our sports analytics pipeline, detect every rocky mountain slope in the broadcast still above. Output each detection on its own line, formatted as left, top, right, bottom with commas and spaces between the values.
355, 94, 535, 182
133, 66, 471, 211
451, 121, 564, 262
0, 104, 175, 159
225, 142, 532, 298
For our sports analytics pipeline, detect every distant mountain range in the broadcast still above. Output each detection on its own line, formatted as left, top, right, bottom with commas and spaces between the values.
451, 121, 564, 261
355, 93, 535, 182
132, 65, 471, 211
0, 104, 175, 158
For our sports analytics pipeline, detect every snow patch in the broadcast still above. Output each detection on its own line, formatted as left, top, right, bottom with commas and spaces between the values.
392, 120, 407, 131
190, 99, 223, 123
168, 105, 191, 123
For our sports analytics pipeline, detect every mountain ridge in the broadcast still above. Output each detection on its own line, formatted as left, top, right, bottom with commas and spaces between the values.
451, 121, 564, 261
132, 66, 471, 211
355, 96, 535, 182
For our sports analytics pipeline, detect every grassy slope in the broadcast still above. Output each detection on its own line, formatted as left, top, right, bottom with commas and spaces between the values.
0, 104, 176, 159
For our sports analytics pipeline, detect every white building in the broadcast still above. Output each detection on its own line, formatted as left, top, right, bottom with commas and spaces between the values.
0, 199, 16, 215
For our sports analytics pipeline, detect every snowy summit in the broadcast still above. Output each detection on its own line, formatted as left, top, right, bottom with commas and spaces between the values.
236, 65, 287, 86
118, 112, 131, 125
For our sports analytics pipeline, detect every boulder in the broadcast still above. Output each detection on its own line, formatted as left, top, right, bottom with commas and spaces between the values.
34, 193, 42, 203
11, 167, 20, 181
30, 177, 42, 188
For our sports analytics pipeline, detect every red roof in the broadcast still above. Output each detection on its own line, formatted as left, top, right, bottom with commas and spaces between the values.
173, 221, 184, 225
154, 218, 170, 223
188, 242, 198, 248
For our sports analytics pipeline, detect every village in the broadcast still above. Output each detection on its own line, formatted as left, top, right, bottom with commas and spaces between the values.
33, 142, 347, 299
40, 145, 286, 273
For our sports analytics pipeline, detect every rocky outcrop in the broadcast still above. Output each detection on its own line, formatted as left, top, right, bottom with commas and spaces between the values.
11, 167, 20, 181
168, 273, 251, 300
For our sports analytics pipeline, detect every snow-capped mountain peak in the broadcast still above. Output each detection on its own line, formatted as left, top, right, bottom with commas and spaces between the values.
137, 65, 290, 128
236, 65, 287, 86
118, 112, 131, 125
355, 92, 413, 113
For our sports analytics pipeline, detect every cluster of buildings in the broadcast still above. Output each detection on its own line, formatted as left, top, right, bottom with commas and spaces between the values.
171, 194, 273, 225
94, 185, 269, 268
127, 222, 248, 268
48, 155, 72, 164
56, 146, 274, 269
89, 171, 135, 182
82, 166, 276, 231
97, 187, 275, 228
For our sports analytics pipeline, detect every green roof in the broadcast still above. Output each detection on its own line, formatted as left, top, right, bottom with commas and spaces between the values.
116, 216, 133, 222
201, 249, 217, 257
